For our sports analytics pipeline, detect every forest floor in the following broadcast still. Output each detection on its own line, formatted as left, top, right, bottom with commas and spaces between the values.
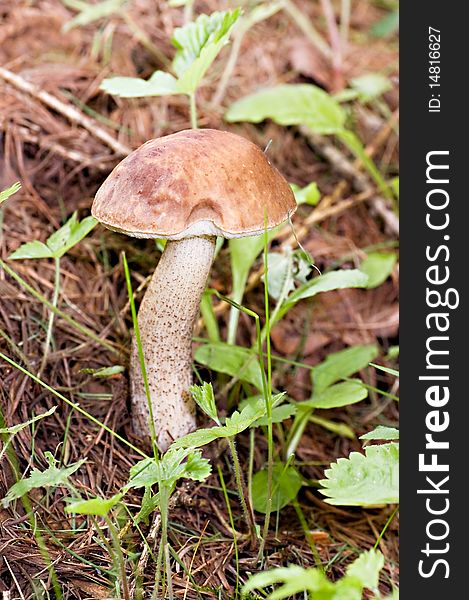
0, 0, 399, 598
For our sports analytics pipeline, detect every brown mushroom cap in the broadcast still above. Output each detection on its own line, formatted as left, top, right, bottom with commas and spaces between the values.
92, 129, 297, 239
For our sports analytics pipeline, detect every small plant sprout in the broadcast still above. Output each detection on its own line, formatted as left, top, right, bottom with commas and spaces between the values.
9, 212, 97, 372
100, 9, 240, 128
92, 128, 296, 451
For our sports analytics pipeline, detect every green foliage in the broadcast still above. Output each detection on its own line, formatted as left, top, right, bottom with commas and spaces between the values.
195, 342, 263, 389
243, 549, 385, 599
370, 363, 399, 377
360, 426, 399, 441
226, 84, 391, 197
266, 249, 312, 302
2, 452, 86, 507
312, 344, 378, 395
281, 269, 368, 314
79, 365, 125, 378
101, 9, 240, 98
126, 448, 211, 492
319, 443, 399, 506
9, 212, 97, 260
0, 407, 56, 435
336, 73, 392, 104
171, 397, 269, 449
291, 181, 321, 206
63, 0, 127, 31
227, 84, 345, 134
251, 463, 302, 513
65, 493, 123, 516
0, 182, 21, 205
190, 381, 219, 424
360, 251, 397, 288
301, 380, 368, 410
370, 9, 399, 38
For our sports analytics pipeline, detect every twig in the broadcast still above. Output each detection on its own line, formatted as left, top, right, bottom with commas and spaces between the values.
0, 67, 131, 157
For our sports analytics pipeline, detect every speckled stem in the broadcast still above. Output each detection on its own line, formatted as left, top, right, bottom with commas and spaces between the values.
131, 236, 216, 450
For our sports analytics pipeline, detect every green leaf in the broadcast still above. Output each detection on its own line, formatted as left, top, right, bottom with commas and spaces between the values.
190, 382, 219, 424
0, 407, 56, 435
313, 344, 378, 395
195, 342, 263, 390
9, 240, 53, 260
63, 0, 127, 31
171, 399, 267, 449
0, 182, 21, 204
228, 232, 273, 343
10, 213, 97, 260
126, 448, 210, 492
370, 362, 399, 377
319, 443, 399, 506
65, 493, 123, 516
302, 380, 368, 410
266, 251, 295, 301
252, 403, 296, 427
226, 84, 346, 134
243, 549, 386, 598
2, 455, 86, 507
370, 9, 399, 38
349, 73, 392, 103
291, 181, 321, 206
80, 365, 125, 378
276, 269, 369, 323
347, 549, 384, 590
360, 426, 399, 441
360, 251, 397, 288
173, 9, 241, 94
308, 414, 356, 439
100, 71, 179, 98
390, 176, 399, 199
252, 463, 303, 513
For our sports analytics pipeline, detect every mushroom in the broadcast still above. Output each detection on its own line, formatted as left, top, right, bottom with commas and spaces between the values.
92, 128, 296, 450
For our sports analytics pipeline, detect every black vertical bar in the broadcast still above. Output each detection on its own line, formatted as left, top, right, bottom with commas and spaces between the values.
401, 3, 466, 596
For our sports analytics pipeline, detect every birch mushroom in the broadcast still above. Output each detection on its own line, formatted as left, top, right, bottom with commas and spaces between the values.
92, 128, 296, 450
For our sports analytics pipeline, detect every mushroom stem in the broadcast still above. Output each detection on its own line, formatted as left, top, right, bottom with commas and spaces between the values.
131, 235, 216, 450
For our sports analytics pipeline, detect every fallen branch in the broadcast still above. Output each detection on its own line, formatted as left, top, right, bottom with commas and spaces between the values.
0, 67, 131, 157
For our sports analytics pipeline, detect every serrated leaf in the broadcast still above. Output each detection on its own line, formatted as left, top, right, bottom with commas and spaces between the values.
172, 10, 240, 74
302, 380, 368, 409
171, 399, 267, 449
0, 407, 56, 435
313, 344, 379, 395
319, 443, 399, 506
63, 0, 127, 31
2, 457, 86, 507
226, 84, 346, 134
195, 342, 263, 390
126, 448, 210, 492
9, 240, 53, 260
190, 382, 219, 424
291, 181, 321, 206
0, 182, 21, 204
347, 549, 384, 590
65, 493, 123, 516
360, 251, 397, 288
173, 9, 240, 94
100, 71, 179, 98
252, 463, 303, 513
360, 426, 399, 441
